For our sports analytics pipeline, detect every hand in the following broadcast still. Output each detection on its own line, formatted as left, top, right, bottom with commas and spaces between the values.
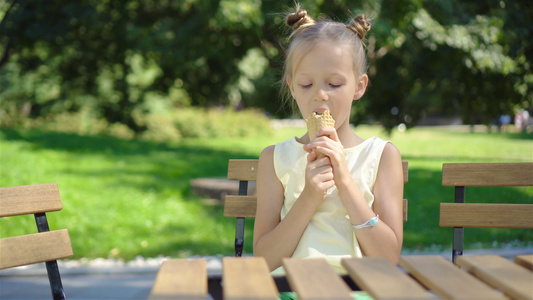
302, 149, 335, 205
304, 128, 350, 187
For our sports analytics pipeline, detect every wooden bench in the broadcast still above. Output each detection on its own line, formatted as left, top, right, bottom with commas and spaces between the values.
0, 183, 73, 300
440, 162, 533, 262
224, 159, 409, 256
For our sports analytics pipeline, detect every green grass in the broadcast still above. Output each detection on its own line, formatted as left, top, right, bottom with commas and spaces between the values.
0, 125, 531, 260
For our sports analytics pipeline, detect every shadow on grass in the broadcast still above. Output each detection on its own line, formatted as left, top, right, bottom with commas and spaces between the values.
0, 129, 257, 193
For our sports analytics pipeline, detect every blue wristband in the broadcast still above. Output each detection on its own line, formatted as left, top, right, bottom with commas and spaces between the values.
352, 215, 379, 229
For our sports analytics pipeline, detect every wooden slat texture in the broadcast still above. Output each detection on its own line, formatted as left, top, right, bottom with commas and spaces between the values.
515, 254, 533, 271
439, 203, 533, 228
442, 162, 533, 186
457, 255, 533, 300
0, 183, 62, 217
225, 195, 408, 222
400, 255, 506, 300
402, 199, 408, 222
402, 161, 408, 183
227, 159, 258, 181
222, 257, 278, 300
223, 195, 256, 218
228, 160, 409, 183
0, 229, 73, 270
283, 258, 352, 300
149, 259, 207, 300
341, 257, 432, 300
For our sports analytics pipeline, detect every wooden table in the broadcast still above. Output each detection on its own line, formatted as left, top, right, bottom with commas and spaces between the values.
149, 254, 533, 300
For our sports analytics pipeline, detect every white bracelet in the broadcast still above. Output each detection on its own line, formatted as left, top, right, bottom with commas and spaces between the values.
352, 215, 379, 229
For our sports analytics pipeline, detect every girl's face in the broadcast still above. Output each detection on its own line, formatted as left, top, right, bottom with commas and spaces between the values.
288, 42, 366, 128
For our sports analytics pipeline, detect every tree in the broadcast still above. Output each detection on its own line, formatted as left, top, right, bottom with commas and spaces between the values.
0, 0, 266, 132
358, 0, 532, 131
1, 0, 531, 133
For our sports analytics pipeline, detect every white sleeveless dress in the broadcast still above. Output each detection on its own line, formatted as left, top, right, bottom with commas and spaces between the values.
272, 136, 388, 273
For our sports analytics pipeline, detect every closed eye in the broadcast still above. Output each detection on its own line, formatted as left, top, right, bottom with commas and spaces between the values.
300, 84, 312, 88
330, 83, 342, 88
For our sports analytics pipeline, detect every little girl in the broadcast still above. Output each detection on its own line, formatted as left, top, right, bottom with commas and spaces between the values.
253, 5, 404, 274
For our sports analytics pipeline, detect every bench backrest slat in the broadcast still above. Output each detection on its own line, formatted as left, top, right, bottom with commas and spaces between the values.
0, 183, 62, 217
440, 162, 533, 263
440, 203, 533, 229
228, 160, 409, 183
442, 162, 533, 187
0, 229, 73, 269
0, 183, 72, 299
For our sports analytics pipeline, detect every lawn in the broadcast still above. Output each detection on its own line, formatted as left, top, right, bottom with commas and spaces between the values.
0, 125, 531, 260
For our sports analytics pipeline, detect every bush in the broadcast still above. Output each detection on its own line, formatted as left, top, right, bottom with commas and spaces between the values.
0, 107, 273, 141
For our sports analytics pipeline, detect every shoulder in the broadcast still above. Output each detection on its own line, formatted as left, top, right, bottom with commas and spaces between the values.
382, 142, 401, 162
259, 145, 275, 162
377, 142, 403, 180
258, 145, 276, 175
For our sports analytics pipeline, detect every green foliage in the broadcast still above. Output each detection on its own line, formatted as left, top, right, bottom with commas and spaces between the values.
0, 1, 531, 132
0, 108, 273, 141
140, 108, 274, 141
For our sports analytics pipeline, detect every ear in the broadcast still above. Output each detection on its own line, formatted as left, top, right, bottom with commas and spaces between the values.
353, 74, 369, 101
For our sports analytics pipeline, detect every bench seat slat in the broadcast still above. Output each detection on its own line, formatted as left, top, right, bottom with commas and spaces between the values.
0, 183, 62, 217
400, 255, 506, 300
283, 258, 352, 300
457, 255, 533, 300
439, 203, 533, 228
0, 229, 73, 270
149, 259, 207, 300
342, 257, 432, 300
222, 257, 278, 300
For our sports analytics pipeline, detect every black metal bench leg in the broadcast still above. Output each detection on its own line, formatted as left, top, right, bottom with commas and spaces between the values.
452, 186, 466, 263
35, 213, 67, 299
46, 260, 66, 300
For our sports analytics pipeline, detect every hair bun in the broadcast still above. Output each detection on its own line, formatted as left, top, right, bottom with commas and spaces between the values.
347, 15, 371, 40
286, 8, 316, 32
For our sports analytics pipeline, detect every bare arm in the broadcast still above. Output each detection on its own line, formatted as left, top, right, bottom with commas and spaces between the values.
337, 143, 404, 265
307, 128, 404, 264
253, 145, 332, 271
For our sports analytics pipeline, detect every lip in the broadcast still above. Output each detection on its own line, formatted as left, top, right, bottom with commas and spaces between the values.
313, 107, 328, 114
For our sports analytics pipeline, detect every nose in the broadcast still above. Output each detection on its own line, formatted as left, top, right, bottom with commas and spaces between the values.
314, 85, 328, 102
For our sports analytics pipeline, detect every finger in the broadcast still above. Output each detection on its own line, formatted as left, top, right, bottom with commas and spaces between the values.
307, 150, 318, 162
315, 127, 340, 142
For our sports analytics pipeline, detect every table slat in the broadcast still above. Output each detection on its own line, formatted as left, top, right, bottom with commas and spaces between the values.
515, 254, 533, 271
456, 255, 533, 300
283, 258, 353, 300
341, 257, 433, 300
222, 257, 278, 300
283, 258, 352, 300
149, 259, 207, 300
400, 256, 506, 300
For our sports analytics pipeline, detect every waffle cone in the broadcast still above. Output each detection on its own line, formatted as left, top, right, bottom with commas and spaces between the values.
305, 110, 335, 157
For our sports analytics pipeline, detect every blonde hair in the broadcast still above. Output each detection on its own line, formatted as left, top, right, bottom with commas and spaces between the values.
281, 5, 371, 109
